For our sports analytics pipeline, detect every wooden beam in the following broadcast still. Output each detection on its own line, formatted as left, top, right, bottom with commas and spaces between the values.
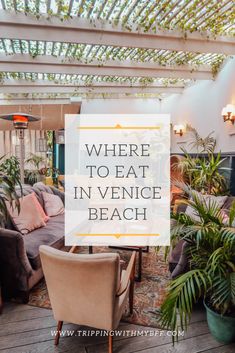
0, 11, 234, 55
1, 79, 187, 88
0, 85, 184, 94
0, 54, 212, 79
0, 95, 173, 105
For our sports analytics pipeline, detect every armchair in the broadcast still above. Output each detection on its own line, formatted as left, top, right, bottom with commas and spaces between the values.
39, 245, 136, 353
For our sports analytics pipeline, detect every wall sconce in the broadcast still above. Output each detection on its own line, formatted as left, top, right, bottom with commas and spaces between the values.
221, 104, 235, 124
173, 124, 185, 136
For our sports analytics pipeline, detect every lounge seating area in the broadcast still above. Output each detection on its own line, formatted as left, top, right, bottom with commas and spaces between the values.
0, 1, 235, 353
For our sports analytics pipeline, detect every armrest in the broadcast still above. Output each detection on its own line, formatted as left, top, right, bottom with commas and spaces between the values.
0, 228, 32, 277
171, 241, 189, 279
116, 251, 136, 297
173, 199, 188, 214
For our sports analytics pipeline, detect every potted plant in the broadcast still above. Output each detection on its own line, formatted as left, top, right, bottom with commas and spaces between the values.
160, 185, 235, 343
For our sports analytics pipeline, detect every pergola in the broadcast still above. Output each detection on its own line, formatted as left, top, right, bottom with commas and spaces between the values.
0, 0, 234, 103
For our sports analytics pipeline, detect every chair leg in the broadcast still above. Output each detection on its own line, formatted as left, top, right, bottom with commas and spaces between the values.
136, 248, 142, 282
129, 279, 134, 315
108, 333, 113, 353
54, 321, 63, 345
0, 287, 3, 315
20, 290, 30, 304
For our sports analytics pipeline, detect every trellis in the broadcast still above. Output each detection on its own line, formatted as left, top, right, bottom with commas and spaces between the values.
0, 0, 234, 35
0, 0, 234, 100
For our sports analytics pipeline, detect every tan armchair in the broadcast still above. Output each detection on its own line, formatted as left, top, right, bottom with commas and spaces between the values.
39, 245, 136, 353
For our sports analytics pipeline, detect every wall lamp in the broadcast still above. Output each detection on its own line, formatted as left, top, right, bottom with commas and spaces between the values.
221, 104, 235, 124
173, 124, 185, 136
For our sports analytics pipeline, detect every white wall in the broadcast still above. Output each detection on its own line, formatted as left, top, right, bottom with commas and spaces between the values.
162, 58, 235, 153
81, 57, 235, 153
81, 98, 162, 114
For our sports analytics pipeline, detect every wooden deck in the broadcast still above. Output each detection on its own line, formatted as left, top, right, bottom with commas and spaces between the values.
0, 303, 234, 353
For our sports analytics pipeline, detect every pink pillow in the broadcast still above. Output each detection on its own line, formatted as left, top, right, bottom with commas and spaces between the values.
7, 193, 46, 235
42, 192, 64, 217
31, 192, 49, 223
220, 210, 229, 225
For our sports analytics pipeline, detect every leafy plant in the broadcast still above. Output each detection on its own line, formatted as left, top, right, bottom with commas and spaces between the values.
0, 155, 21, 227
25, 153, 47, 170
24, 153, 47, 185
24, 152, 59, 185
0, 155, 20, 185
186, 126, 216, 154
160, 185, 235, 342
173, 129, 230, 195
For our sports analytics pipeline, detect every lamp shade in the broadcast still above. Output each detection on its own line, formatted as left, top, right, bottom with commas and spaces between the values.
226, 104, 234, 115
173, 124, 185, 137
0, 113, 40, 122
221, 107, 227, 116
0, 113, 41, 130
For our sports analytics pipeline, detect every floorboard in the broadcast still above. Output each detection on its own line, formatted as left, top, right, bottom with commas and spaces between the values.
0, 303, 234, 353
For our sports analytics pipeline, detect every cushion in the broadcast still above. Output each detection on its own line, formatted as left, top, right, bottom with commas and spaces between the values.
31, 192, 49, 223
222, 196, 235, 212
185, 191, 228, 222
42, 191, 64, 217
33, 182, 54, 194
15, 185, 44, 207
7, 193, 46, 235
24, 214, 65, 270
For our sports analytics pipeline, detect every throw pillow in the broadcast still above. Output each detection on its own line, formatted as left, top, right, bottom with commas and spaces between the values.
185, 191, 228, 222
7, 193, 46, 235
42, 192, 64, 217
220, 209, 229, 225
31, 192, 49, 223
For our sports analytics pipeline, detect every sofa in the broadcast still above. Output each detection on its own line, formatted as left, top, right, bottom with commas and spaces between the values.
0, 182, 65, 303
169, 195, 235, 279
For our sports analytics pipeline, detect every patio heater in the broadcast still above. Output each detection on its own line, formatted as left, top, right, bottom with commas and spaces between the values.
0, 113, 40, 183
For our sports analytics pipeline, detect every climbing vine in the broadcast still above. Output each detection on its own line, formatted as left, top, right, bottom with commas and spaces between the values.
0, 0, 233, 95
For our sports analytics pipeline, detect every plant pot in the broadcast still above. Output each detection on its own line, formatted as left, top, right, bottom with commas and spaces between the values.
204, 301, 235, 344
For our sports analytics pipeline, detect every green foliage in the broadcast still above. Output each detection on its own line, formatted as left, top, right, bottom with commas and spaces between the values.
24, 152, 59, 185
0, 155, 21, 227
173, 129, 230, 195
187, 126, 216, 153
46, 131, 53, 151
160, 185, 235, 342
24, 153, 47, 185
25, 153, 46, 170
0, 155, 20, 185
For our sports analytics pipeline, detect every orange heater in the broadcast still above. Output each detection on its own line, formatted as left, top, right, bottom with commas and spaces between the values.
13, 115, 29, 129
0, 112, 40, 183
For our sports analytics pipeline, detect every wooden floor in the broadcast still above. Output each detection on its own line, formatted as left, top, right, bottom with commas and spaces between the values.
0, 303, 234, 353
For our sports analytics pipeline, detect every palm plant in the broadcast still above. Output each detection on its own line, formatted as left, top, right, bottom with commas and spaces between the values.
25, 153, 47, 170
24, 153, 47, 184
173, 129, 229, 195
160, 185, 235, 342
187, 126, 216, 154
